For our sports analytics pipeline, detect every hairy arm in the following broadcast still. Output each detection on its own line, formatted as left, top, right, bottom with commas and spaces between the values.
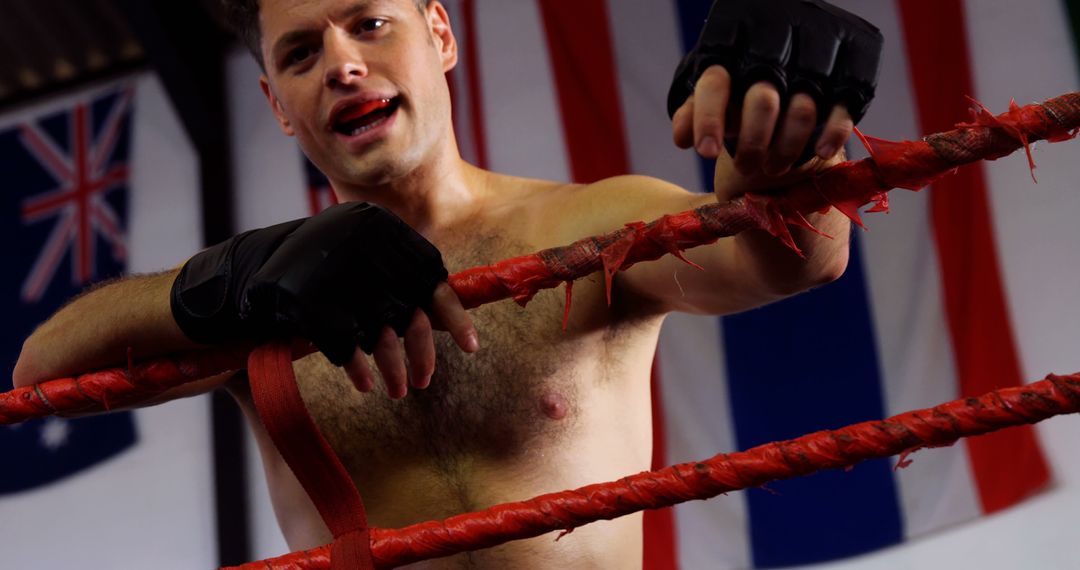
11, 270, 221, 398
13, 203, 479, 404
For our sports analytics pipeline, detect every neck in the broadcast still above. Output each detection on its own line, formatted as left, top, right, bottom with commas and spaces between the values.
330, 141, 487, 235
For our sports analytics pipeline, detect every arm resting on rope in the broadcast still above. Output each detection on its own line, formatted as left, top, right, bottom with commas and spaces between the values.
13, 270, 211, 393
652, 0, 883, 315
9, 94, 1079, 422
576, 158, 850, 318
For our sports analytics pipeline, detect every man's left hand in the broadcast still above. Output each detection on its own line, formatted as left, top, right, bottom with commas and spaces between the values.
669, 0, 883, 176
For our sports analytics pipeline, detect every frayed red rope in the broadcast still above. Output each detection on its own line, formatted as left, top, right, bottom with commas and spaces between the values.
224, 372, 1080, 569
6, 93, 1077, 426
3, 94, 1080, 569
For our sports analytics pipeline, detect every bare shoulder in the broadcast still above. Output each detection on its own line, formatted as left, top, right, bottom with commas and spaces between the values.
544, 175, 712, 243
478, 170, 710, 252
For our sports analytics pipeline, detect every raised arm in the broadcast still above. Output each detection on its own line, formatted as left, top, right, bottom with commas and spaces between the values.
573, 163, 848, 318
593, 0, 882, 315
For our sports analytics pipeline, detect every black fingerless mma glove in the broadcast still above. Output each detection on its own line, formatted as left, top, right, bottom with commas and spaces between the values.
668, 0, 883, 158
170, 202, 448, 366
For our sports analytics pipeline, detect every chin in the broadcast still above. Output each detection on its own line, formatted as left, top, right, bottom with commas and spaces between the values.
337, 156, 411, 188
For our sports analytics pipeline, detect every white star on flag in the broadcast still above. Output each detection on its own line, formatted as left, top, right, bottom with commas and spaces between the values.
40, 418, 71, 451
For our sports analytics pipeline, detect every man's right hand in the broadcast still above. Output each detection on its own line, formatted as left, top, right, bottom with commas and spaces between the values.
170, 202, 478, 399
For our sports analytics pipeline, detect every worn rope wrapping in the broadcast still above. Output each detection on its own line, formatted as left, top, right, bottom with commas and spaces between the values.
4, 93, 1077, 425
1, 94, 1078, 568
227, 372, 1080, 569
450, 93, 1080, 309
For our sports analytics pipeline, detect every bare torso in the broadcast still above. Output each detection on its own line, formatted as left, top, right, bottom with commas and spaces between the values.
230, 174, 667, 568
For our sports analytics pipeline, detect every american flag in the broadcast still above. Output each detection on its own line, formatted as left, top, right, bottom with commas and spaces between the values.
0, 87, 137, 494
304, 156, 338, 215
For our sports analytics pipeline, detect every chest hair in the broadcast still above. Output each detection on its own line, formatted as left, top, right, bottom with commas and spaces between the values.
294, 231, 594, 484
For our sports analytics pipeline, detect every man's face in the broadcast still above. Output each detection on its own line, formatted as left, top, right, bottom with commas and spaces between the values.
258, 0, 457, 188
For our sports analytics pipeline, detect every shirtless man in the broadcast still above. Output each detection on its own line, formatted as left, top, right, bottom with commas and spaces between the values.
14, 0, 881, 566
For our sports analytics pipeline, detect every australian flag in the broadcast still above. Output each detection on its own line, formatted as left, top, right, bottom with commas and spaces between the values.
0, 87, 138, 493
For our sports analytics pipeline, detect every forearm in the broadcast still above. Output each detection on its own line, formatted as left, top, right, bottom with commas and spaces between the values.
13, 270, 199, 388
733, 207, 851, 297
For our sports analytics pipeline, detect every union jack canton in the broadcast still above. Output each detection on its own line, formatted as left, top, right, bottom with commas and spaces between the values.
0, 86, 138, 494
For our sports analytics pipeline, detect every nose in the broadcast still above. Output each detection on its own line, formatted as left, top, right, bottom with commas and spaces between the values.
323, 28, 367, 89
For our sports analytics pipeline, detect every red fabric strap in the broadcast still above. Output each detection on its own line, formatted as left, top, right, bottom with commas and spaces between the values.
248, 342, 374, 570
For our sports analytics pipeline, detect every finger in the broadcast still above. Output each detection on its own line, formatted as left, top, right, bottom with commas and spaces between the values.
691, 65, 731, 159
763, 92, 818, 176
734, 81, 782, 175
672, 97, 695, 149
428, 282, 479, 353
343, 347, 375, 393
403, 309, 435, 389
373, 326, 408, 399
815, 104, 854, 160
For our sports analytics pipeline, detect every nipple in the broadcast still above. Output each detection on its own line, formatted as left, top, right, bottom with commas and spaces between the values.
540, 393, 569, 420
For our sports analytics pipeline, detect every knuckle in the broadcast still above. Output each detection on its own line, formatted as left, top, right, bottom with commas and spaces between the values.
674, 98, 694, 119
436, 284, 464, 311
828, 106, 855, 133
787, 99, 817, 129
431, 283, 451, 305
746, 83, 781, 113
821, 129, 851, 152
756, 95, 781, 117
698, 65, 731, 86
408, 310, 429, 333
830, 116, 855, 138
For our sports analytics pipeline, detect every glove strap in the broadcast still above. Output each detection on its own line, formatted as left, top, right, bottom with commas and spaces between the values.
248, 342, 375, 570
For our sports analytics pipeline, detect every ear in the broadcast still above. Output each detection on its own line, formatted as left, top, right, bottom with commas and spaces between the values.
260, 75, 296, 137
427, 2, 458, 72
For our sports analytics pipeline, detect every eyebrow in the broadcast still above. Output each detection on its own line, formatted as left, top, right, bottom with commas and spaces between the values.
270, 1, 378, 60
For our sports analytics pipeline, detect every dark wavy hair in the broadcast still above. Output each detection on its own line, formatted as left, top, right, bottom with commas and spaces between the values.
221, 0, 431, 69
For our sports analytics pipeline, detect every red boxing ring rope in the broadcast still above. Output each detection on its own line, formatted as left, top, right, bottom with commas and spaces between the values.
2, 93, 1079, 568
227, 372, 1080, 569
3, 94, 1077, 426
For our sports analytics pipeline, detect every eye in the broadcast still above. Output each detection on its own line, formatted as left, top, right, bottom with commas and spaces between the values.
356, 18, 388, 35
284, 45, 317, 68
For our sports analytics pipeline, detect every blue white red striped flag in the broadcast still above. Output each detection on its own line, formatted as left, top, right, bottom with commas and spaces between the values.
236, 0, 1080, 566
444, 1, 1073, 567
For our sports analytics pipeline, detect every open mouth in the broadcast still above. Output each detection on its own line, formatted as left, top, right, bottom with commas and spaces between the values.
332, 97, 401, 137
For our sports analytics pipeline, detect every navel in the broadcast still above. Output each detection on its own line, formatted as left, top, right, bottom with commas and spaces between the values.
539, 393, 569, 420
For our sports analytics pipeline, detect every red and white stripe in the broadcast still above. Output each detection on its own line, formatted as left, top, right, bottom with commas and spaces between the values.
232, 1, 1080, 567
